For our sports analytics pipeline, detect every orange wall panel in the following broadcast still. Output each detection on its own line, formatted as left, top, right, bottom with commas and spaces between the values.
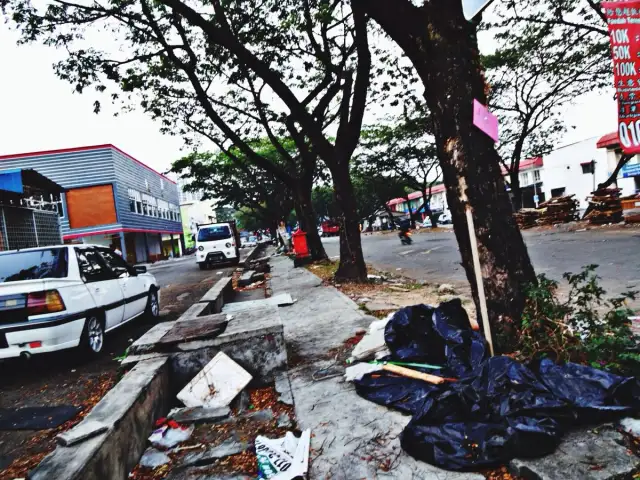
66, 184, 117, 229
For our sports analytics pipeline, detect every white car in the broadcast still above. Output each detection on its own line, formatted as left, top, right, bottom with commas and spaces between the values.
0, 244, 160, 359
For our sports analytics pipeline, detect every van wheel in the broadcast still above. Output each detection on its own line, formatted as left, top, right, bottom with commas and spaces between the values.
199, 263, 207, 270
81, 314, 105, 356
145, 288, 160, 319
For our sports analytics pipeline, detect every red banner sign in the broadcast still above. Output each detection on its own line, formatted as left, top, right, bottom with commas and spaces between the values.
604, 2, 640, 153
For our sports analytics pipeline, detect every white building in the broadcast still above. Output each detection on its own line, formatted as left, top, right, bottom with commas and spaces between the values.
176, 177, 218, 245
539, 134, 639, 215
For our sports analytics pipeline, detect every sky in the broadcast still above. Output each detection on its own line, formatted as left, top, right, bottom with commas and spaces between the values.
0, 16, 619, 176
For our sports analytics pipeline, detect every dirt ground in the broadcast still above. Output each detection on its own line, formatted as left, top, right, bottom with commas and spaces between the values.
0, 270, 225, 480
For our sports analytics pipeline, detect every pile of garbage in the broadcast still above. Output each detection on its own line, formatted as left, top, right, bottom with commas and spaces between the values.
346, 300, 640, 471
585, 187, 623, 224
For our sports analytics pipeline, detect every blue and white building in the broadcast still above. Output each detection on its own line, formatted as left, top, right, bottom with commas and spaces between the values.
0, 144, 184, 263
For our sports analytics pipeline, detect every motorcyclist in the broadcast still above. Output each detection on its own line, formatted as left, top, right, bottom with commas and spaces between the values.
398, 219, 412, 243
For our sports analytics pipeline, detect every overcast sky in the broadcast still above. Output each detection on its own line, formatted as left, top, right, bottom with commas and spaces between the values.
0, 22, 618, 175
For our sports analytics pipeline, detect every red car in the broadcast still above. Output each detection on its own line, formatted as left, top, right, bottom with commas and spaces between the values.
321, 221, 340, 237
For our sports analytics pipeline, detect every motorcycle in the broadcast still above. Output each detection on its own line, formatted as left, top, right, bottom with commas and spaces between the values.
399, 230, 413, 245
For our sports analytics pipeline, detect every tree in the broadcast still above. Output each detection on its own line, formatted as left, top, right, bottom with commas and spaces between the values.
356, 0, 536, 349
486, 3, 611, 209
358, 106, 442, 228
494, 1, 632, 192
171, 142, 296, 239
2, 0, 377, 280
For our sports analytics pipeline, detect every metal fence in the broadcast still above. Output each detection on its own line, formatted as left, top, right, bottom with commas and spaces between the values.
0, 206, 62, 251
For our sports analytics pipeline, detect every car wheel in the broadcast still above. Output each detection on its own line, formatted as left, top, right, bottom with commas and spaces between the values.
198, 263, 207, 270
81, 314, 105, 356
145, 289, 160, 319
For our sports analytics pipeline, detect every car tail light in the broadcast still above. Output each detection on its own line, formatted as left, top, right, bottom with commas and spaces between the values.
26, 290, 66, 316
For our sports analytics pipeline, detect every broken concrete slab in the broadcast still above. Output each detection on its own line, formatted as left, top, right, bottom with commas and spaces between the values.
238, 270, 256, 287
168, 406, 231, 424
158, 315, 229, 346
277, 412, 293, 429
30, 357, 171, 480
179, 436, 248, 468
509, 425, 640, 480
177, 352, 253, 408
364, 301, 397, 312
56, 420, 108, 446
221, 293, 293, 313
179, 302, 213, 321
129, 323, 175, 355
198, 276, 233, 313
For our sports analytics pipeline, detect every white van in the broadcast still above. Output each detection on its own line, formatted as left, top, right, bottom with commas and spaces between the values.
196, 222, 241, 269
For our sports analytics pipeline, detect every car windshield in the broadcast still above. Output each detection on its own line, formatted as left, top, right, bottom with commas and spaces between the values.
198, 225, 232, 242
0, 248, 68, 283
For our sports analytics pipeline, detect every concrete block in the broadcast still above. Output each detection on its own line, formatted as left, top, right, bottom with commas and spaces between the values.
364, 301, 397, 312
56, 420, 108, 446
179, 302, 212, 320
129, 323, 175, 354
30, 357, 171, 480
171, 307, 287, 385
238, 270, 256, 287
168, 406, 231, 424
509, 425, 640, 480
179, 436, 248, 468
198, 277, 233, 314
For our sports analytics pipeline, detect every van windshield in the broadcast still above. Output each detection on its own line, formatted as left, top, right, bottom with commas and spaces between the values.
198, 225, 232, 242
0, 248, 68, 283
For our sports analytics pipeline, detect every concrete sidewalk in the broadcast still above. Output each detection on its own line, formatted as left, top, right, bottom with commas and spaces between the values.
269, 256, 483, 479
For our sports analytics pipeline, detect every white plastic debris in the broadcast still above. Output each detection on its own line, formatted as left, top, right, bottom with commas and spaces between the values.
149, 424, 194, 449
177, 352, 253, 408
345, 363, 382, 382
255, 429, 310, 479
139, 447, 171, 468
349, 318, 390, 362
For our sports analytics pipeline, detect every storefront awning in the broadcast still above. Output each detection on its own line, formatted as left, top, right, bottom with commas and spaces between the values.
596, 132, 619, 149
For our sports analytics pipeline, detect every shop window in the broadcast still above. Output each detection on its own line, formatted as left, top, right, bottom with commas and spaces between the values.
533, 170, 541, 182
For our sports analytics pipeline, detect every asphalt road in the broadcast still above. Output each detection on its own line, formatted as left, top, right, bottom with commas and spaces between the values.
322, 228, 640, 304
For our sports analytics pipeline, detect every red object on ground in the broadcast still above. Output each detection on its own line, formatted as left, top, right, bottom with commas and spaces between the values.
292, 229, 310, 258
603, 2, 640, 154
321, 221, 340, 236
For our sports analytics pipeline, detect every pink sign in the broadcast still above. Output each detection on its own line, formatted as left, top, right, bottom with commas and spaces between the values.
473, 99, 499, 143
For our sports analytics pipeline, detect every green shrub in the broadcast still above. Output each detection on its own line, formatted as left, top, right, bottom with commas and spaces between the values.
517, 265, 640, 376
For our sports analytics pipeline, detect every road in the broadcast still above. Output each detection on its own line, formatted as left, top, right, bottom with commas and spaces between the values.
322, 228, 640, 303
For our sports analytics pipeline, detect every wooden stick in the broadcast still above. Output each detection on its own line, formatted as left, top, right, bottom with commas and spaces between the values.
465, 206, 495, 356
381, 364, 451, 385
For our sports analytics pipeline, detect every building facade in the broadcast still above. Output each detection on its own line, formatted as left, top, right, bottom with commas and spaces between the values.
176, 177, 217, 248
597, 132, 640, 196
0, 145, 183, 263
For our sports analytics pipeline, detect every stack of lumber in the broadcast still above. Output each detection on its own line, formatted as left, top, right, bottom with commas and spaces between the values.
536, 195, 579, 225
514, 209, 540, 229
621, 194, 640, 224
584, 188, 623, 225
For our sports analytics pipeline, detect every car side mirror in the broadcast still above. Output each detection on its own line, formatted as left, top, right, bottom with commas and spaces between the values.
134, 265, 147, 274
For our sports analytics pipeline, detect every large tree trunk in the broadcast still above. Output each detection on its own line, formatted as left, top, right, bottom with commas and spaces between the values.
360, 0, 536, 350
331, 161, 367, 281
294, 186, 327, 261
509, 172, 523, 211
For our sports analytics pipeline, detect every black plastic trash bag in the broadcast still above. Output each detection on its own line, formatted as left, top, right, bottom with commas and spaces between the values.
354, 302, 640, 471
383, 299, 487, 377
